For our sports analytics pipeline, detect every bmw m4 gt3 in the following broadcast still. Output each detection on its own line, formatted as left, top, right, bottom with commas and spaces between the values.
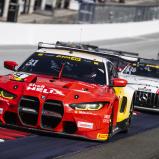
0, 42, 134, 141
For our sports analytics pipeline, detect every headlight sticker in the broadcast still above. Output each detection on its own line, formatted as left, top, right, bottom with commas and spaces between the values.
0, 96, 10, 103
0, 89, 16, 100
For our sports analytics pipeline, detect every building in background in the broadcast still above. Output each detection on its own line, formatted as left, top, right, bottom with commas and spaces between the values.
0, 0, 77, 19
0, 0, 36, 18
0, 0, 122, 20
0, 0, 5, 17
37, 0, 73, 10
19, 0, 36, 14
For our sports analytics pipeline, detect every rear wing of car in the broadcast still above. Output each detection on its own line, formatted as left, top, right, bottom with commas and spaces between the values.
38, 41, 138, 58
38, 41, 99, 53
137, 58, 159, 65
38, 41, 139, 70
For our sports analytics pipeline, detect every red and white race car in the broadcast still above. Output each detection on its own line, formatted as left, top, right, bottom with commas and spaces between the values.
0, 42, 134, 141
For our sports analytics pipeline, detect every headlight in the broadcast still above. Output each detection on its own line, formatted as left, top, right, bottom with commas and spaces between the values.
70, 102, 108, 110
0, 88, 16, 100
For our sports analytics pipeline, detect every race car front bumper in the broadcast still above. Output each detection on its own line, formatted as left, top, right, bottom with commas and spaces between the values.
0, 97, 111, 141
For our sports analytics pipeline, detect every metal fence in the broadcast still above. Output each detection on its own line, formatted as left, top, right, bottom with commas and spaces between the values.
78, 3, 159, 23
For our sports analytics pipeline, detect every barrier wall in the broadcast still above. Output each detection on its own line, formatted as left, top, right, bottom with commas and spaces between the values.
78, 3, 159, 23
0, 20, 159, 45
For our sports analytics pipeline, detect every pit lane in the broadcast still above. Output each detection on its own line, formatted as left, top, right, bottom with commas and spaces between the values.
0, 33, 159, 159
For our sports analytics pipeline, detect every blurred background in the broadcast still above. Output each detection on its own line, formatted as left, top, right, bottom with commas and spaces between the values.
0, 0, 159, 24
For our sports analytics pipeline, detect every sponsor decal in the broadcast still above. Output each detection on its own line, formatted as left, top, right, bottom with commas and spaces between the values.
75, 111, 93, 115
56, 55, 81, 62
103, 115, 110, 123
0, 108, 3, 114
38, 53, 44, 56
11, 72, 30, 81
103, 119, 109, 123
26, 84, 64, 96
97, 133, 108, 140
146, 64, 159, 69
104, 115, 110, 119
138, 87, 151, 92
77, 121, 93, 129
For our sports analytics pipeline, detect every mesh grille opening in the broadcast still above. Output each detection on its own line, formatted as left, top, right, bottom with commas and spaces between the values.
134, 91, 159, 109
41, 100, 64, 129
19, 96, 40, 126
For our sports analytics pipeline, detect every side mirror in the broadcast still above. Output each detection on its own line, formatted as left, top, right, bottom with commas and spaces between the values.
4, 61, 18, 71
113, 78, 127, 87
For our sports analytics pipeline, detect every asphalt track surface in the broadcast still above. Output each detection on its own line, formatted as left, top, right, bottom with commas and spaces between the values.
0, 33, 159, 159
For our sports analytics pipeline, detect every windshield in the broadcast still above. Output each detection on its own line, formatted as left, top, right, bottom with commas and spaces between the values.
123, 63, 159, 78
18, 52, 106, 85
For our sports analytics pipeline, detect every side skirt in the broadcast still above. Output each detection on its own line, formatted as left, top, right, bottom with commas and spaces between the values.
112, 118, 129, 136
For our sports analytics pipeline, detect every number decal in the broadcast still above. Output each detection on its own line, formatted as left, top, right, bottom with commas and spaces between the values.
25, 59, 39, 67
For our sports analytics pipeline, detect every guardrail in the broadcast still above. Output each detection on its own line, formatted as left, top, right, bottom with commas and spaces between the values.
78, 3, 159, 23
0, 20, 159, 45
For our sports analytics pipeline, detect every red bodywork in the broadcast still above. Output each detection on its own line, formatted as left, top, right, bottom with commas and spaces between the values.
0, 54, 128, 141
0, 72, 120, 140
